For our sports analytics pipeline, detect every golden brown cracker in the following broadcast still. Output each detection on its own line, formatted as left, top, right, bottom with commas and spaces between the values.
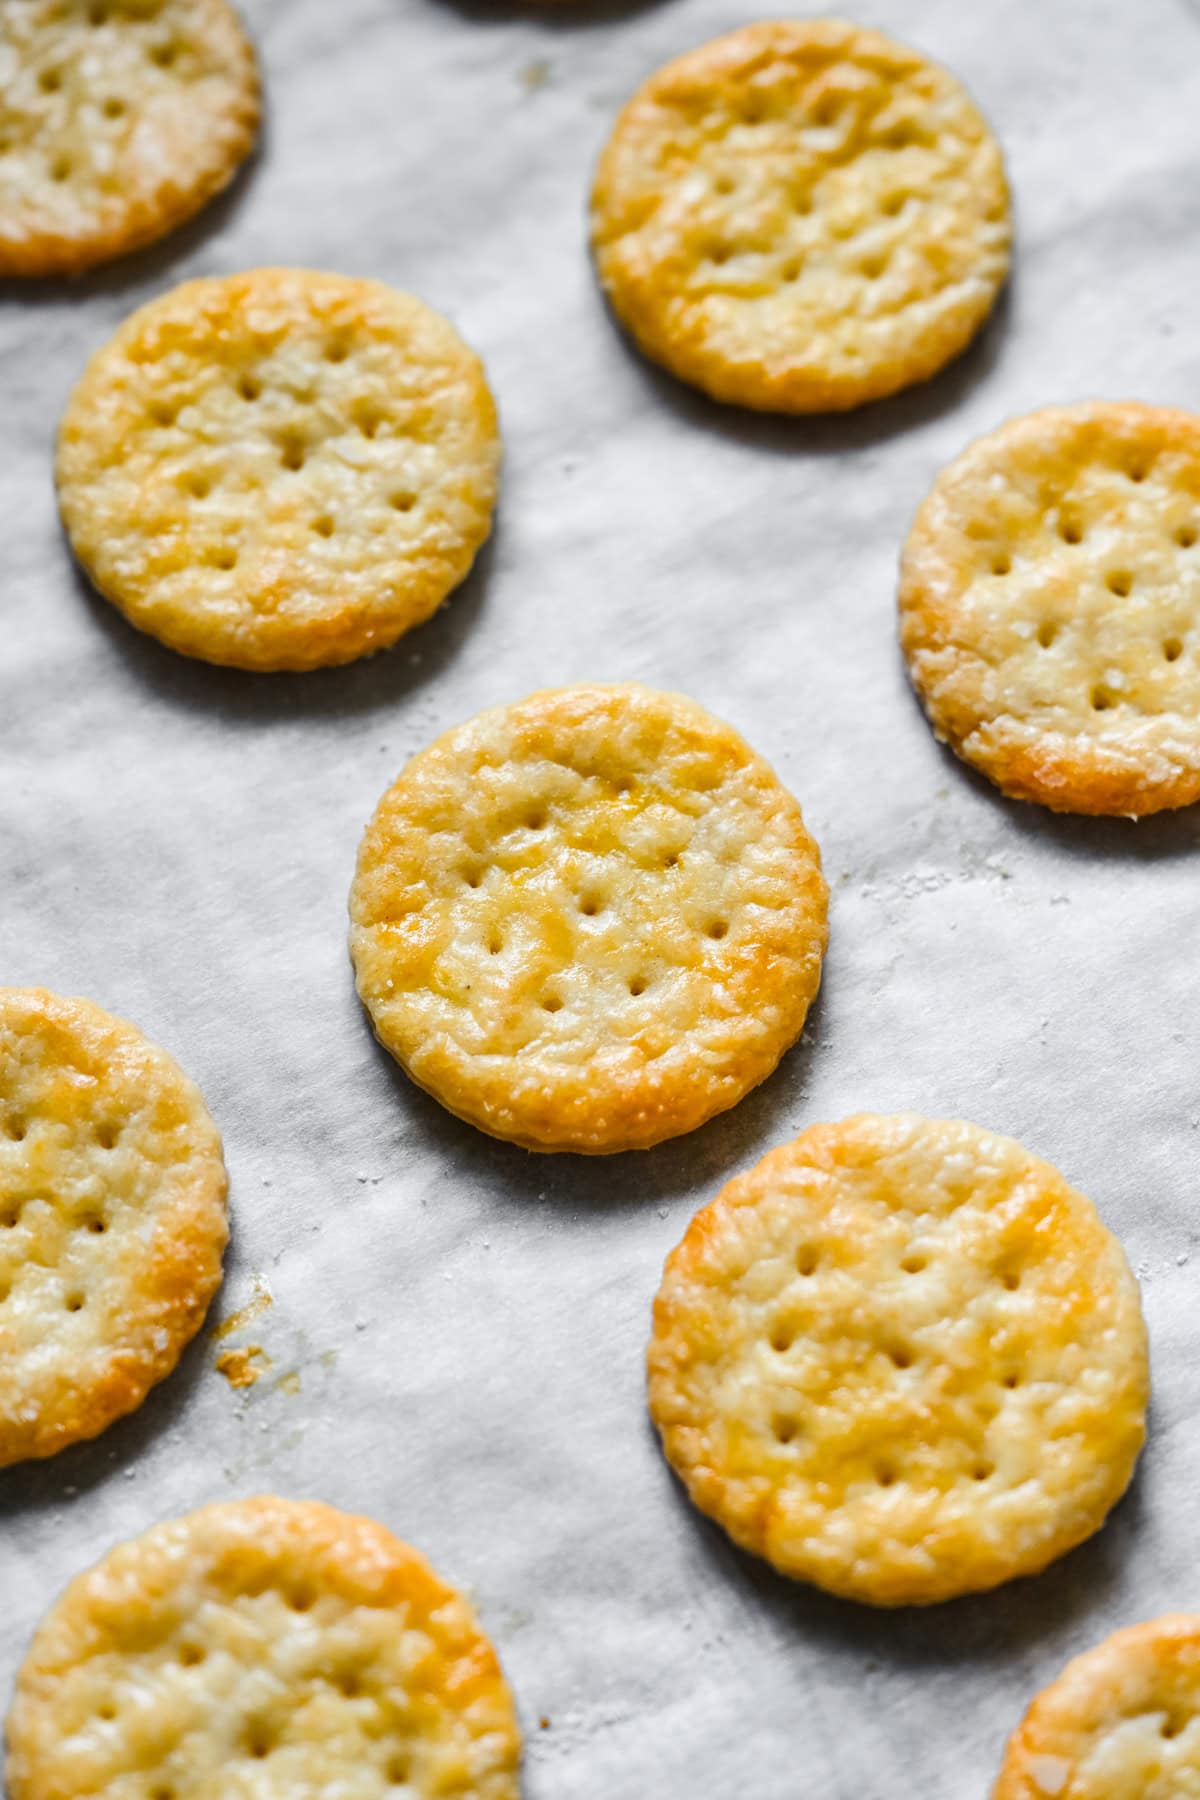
900, 402, 1200, 814
57, 269, 501, 671
994, 1615, 1200, 1799
0, 0, 259, 277
590, 19, 1010, 412
0, 986, 227, 1466
350, 683, 828, 1153
5, 1497, 522, 1800
649, 1113, 1148, 1605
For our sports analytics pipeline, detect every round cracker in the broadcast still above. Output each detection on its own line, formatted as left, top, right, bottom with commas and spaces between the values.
4, 1496, 523, 1800
56, 268, 502, 672
349, 683, 828, 1154
993, 1615, 1200, 1799
900, 402, 1200, 815
0, 987, 227, 1467
0, 0, 260, 278
648, 1113, 1148, 1606
589, 18, 1011, 413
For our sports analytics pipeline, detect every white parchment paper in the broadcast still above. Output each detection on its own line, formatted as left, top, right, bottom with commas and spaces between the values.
3, 0, 1200, 1793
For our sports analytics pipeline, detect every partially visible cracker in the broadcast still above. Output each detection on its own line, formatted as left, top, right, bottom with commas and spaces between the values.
0, 0, 260, 278
4, 1496, 523, 1800
56, 269, 502, 671
0, 987, 227, 1466
900, 402, 1200, 815
648, 1114, 1148, 1606
590, 18, 1010, 412
349, 683, 828, 1153
993, 1615, 1200, 1799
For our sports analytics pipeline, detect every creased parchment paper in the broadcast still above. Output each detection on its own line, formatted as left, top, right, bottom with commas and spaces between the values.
3, 1, 1200, 1794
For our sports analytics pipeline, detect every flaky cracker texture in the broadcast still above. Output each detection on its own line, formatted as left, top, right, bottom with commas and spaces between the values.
0, 987, 227, 1466
993, 1615, 1200, 1799
591, 18, 1010, 413
57, 269, 501, 671
649, 1114, 1148, 1606
5, 1496, 522, 1800
900, 402, 1200, 814
0, 0, 260, 277
350, 684, 828, 1154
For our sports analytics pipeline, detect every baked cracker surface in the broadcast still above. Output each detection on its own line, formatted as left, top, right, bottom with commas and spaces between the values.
5, 1496, 522, 1800
350, 683, 828, 1154
900, 402, 1200, 814
648, 1113, 1148, 1605
0, 986, 227, 1467
993, 1615, 1200, 1799
591, 18, 1010, 413
57, 269, 501, 671
0, 0, 260, 277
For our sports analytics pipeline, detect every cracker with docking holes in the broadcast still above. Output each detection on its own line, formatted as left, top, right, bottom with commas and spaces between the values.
56, 269, 501, 671
349, 684, 828, 1154
900, 403, 1200, 815
648, 1113, 1148, 1606
993, 1615, 1200, 1800
590, 18, 1010, 413
4, 1496, 523, 1800
0, 987, 227, 1467
0, 0, 259, 278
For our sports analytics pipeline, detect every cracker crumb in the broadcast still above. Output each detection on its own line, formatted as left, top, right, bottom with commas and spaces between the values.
214, 1281, 273, 1340
215, 1346, 269, 1390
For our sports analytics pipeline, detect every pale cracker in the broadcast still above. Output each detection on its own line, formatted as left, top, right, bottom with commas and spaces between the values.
349, 683, 828, 1154
590, 19, 1011, 413
4, 1496, 522, 1800
0, 0, 260, 278
993, 1615, 1200, 1800
57, 269, 501, 671
900, 402, 1200, 815
648, 1113, 1148, 1606
0, 987, 227, 1467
